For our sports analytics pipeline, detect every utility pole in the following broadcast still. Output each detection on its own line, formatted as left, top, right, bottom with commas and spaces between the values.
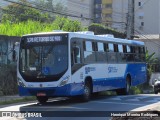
126, 0, 134, 39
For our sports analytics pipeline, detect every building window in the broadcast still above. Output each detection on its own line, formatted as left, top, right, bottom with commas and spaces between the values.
105, 4, 112, 8
95, 4, 102, 9
95, 14, 101, 18
141, 22, 144, 26
105, 14, 112, 18
138, 2, 142, 6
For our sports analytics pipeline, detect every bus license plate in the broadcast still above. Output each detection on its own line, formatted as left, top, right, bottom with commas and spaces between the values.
37, 93, 46, 96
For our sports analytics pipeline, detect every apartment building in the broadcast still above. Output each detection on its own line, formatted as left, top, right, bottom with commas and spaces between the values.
94, 0, 127, 32
94, 0, 160, 35
134, 0, 160, 58
134, 0, 160, 35
65, 0, 94, 26
94, 0, 113, 27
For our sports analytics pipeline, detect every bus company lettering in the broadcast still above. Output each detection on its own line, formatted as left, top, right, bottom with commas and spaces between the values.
108, 66, 118, 73
27, 36, 62, 43
85, 67, 96, 74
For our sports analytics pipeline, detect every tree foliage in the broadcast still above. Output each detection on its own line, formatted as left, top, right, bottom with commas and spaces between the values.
145, 50, 158, 64
52, 16, 82, 32
0, 16, 83, 36
34, 0, 54, 16
145, 50, 158, 79
88, 23, 126, 38
33, 0, 66, 21
2, 0, 51, 23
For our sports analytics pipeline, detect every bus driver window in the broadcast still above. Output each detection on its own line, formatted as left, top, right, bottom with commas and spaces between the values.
72, 46, 81, 65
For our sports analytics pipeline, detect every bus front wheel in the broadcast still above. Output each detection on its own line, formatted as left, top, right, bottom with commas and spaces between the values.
82, 81, 91, 102
36, 96, 48, 104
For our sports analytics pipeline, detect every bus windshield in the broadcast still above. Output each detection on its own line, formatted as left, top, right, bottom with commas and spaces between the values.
19, 34, 68, 82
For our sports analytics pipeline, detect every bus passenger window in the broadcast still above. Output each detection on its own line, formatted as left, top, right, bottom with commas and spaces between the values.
84, 41, 96, 63
108, 43, 114, 52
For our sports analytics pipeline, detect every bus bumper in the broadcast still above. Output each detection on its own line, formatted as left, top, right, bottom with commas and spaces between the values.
18, 85, 72, 97
18, 82, 84, 97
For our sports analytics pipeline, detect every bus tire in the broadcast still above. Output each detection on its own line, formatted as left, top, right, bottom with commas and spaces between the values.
82, 81, 91, 102
36, 96, 48, 104
116, 76, 131, 95
154, 91, 158, 94
125, 77, 131, 95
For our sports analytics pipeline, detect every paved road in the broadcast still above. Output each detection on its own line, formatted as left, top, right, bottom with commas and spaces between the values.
0, 94, 160, 120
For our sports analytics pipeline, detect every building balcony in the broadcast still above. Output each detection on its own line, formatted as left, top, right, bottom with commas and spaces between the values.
102, 9, 112, 14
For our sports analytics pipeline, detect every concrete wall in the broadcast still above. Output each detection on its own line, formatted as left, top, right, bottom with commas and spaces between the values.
0, 35, 20, 95
0, 35, 20, 64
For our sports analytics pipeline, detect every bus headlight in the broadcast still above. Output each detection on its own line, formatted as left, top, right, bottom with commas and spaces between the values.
59, 76, 70, 87
17, 77, 26, 87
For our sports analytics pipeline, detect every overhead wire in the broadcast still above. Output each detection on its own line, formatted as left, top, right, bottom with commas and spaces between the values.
2, 0, 94, 20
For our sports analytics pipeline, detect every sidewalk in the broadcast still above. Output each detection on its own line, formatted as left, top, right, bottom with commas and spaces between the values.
0, 95, 25, 102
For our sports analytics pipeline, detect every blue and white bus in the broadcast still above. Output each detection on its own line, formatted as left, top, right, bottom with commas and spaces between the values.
17, 31, 146, 103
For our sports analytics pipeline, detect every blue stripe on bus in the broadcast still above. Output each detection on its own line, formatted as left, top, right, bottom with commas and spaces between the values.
92, 77, 126, 92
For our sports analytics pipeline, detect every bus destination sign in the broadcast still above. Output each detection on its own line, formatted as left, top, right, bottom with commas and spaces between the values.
27, 36, 62, 43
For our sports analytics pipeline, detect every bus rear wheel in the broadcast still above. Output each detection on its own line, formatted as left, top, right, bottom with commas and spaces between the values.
116, 76, 131, 95
36, 96, 48, 104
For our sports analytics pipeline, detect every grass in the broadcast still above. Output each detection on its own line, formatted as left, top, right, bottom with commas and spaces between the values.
0, 96, 36, 106
96, 84, 153, 96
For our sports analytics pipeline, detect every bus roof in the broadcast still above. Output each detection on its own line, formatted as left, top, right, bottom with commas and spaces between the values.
23, 31, 144, 46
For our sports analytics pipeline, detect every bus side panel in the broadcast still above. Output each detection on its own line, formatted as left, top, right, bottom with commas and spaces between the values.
70, 64, 127, 94
70, 63, 146, 95
93, 77, 126, 92
126, 63, 146, 86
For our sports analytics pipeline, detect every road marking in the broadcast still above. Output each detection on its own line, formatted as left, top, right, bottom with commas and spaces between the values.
125, 98, 139, 102
108, 97, 121, 100
92, 101, 144, 106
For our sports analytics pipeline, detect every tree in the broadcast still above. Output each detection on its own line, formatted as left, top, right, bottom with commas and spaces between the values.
52, 16, 82, 32
146, 50, 158, 80
53, 1, 66, 14
34, 0, 67, 21
34, 0, 54, 11
2, 0, 50, 23
0, 8, 2, 18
